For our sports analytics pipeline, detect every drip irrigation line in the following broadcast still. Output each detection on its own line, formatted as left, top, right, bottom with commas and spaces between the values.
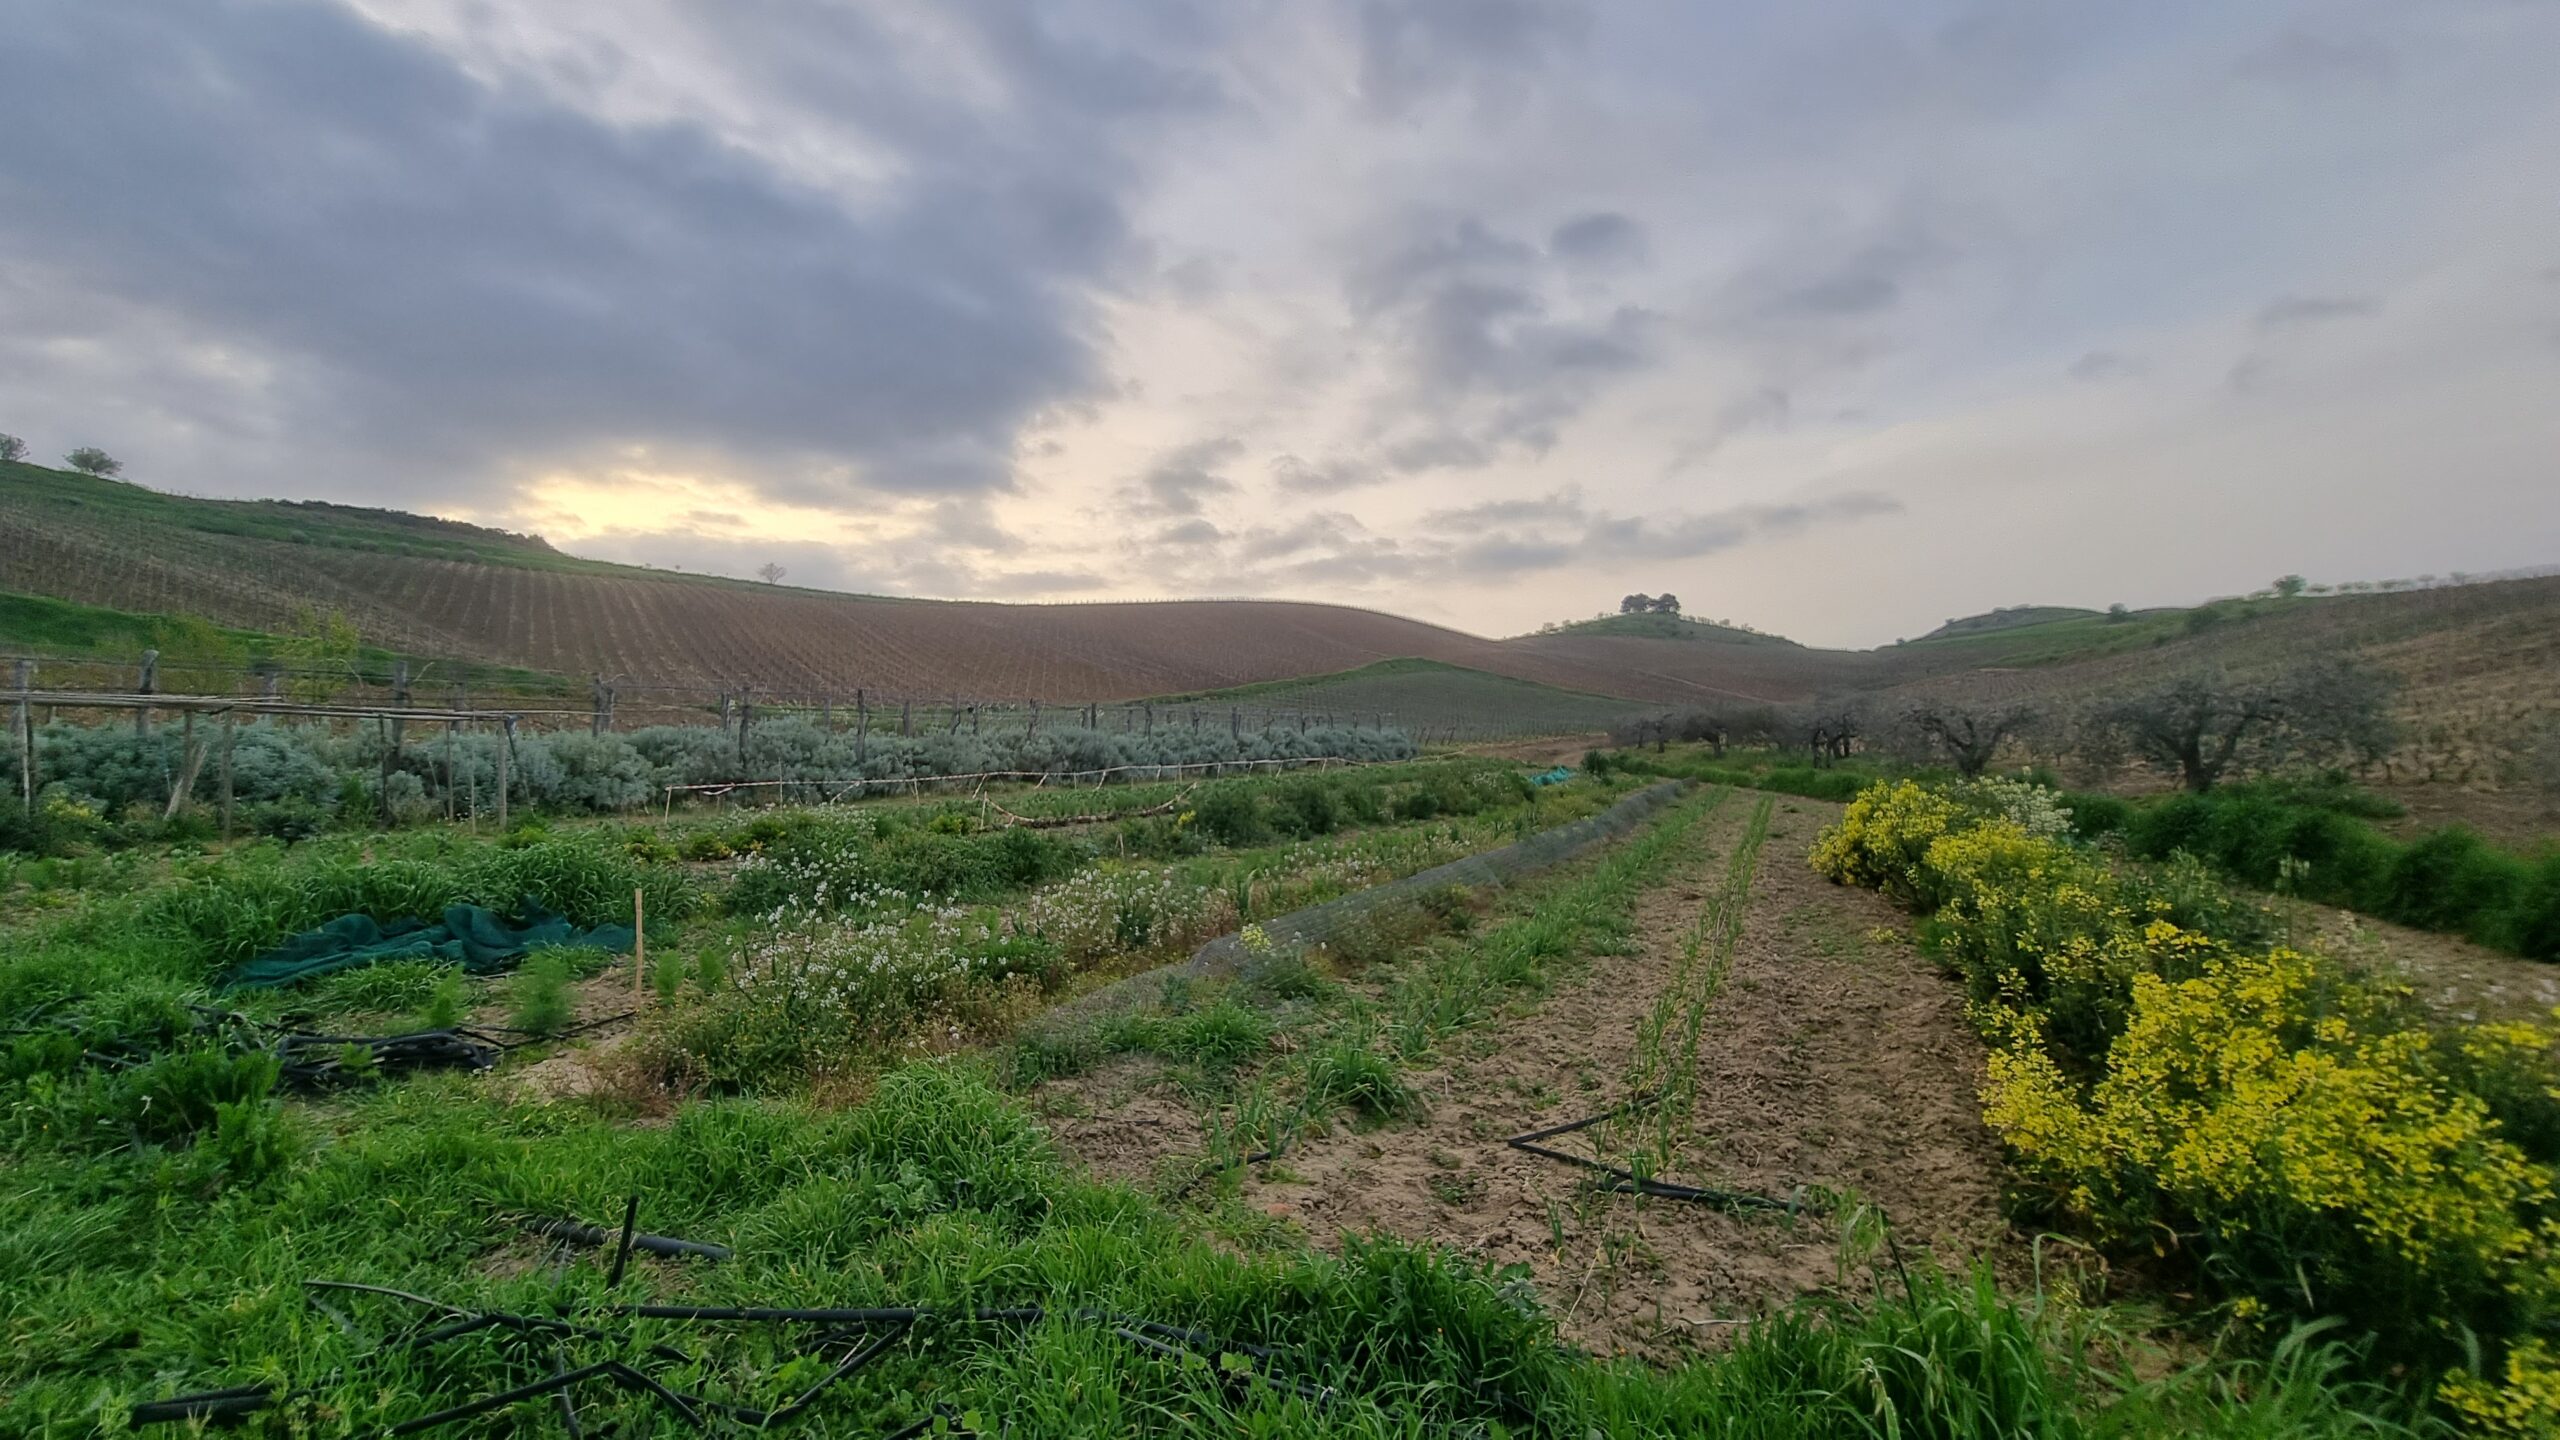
605, 1194, 641, 1290
1505, 1093, 1802, 1216
137, 1285, 1340, 1433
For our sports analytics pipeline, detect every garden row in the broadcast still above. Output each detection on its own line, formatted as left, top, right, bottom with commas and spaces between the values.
0, 715, 1418, 853
1, 760, 1614, 1167
1814, 776, 2560, 1431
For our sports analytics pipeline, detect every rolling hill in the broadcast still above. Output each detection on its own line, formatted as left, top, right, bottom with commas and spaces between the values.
4, 462, 2554, 777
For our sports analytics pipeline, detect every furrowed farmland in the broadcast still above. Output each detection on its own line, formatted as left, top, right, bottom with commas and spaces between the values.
5, 463, 2560, 1436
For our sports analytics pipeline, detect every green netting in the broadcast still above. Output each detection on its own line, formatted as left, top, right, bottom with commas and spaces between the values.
222, 901, 635, 990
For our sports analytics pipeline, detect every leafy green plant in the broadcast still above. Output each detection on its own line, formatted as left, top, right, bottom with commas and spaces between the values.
508, 951, 576, 1036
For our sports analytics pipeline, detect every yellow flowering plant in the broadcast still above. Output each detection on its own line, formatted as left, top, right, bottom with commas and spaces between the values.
1817, 777, 2560, 1420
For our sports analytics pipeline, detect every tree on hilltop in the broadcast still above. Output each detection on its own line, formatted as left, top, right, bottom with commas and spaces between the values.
0, 434, 25, 463
65, 446, 120, 477
757, 562, 787, 585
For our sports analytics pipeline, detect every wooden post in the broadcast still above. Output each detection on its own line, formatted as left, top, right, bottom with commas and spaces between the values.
1026, 699, 1040, 738
736, 686, 754, 762
819, 694, 833, 732
970, 703, 981, 736
218, 712, 237, 839
135, 649, 158, 736
947, 697, 961, 735
1143, 702, 1154, 737
382, 660, 410, 824
899, 698, 912, 737
13, 659, 32, 815
1230, 707, 1241, 740
592, 675, 609, 737
855, 688, 870, 760
495, 715, 514, 831
164, 711, 205, 820
632, 886, 647, 1009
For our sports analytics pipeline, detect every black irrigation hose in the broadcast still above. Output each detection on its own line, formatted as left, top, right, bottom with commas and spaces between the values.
136, 1287, 1336, 1432
1505, 1093, 1802, 1215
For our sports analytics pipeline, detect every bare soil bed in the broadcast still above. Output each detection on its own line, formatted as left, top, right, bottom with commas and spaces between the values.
1043, 793, 2015, 1361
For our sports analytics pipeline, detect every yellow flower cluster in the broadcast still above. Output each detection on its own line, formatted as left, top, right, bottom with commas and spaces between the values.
1817, 779, 2560, 1428
2445, 1340, 2560, 1436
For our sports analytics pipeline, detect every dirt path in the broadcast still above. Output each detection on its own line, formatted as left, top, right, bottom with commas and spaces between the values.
1247, 794, 2011, 1360
2280, 899, 2560, 1025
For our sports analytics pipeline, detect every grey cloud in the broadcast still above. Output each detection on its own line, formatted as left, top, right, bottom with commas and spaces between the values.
923, 499, 1026, 554
1453, 536, 1575, 573
1350, 216, 1666, 467
2234, 29, 2395, 90
1349, 220, 1538, 315
1383, 432, 1494, 472
1422, 490, 1589, 531
1550, 212, 1646, 266
2256, 295, 2377, 330
1354, 0, 1589, 116
2068, 350, 2140, 381
1269, 453, 1381, 495
1666, 387, 1792, 473
0, 0, 1201, 505
1124, 436, 1243, 516
1152, 518, 1225, 547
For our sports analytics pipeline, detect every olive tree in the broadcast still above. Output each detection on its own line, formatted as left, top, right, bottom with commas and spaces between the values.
1898, 701, 2039, 777
64, 446, 120, 477
2080, 662, 2396, 792
0, 433, 25, 463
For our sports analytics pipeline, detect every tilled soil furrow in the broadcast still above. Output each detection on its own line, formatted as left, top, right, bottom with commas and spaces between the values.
1252, 794, 2011, 1360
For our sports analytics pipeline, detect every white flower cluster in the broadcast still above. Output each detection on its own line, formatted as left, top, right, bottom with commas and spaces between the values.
1013, 867, 1234, 964
1952, 776, 2076, 841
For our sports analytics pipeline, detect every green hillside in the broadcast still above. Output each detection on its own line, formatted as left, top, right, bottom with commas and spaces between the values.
1538, 613, 1798, 645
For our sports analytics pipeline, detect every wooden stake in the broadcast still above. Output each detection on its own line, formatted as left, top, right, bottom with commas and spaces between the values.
219, 712, 237, 840
495, 715, 514, 831
632, 886, 647, 1009
12, 659, 30, 816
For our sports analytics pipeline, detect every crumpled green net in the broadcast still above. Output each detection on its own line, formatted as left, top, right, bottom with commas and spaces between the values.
222, 901, 635, 989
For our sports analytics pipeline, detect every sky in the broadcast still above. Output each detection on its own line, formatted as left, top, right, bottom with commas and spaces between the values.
2, 0, 2556, 648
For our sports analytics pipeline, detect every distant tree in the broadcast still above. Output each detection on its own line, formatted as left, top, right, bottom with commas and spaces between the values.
2272, 574, 2307, 599
2080, 662, 2397, 793
1619, 594, 1653, 614
1900, 702, 2039, 778
2104, 603, 2130, 622
276, 606, 365, 706
757, 562, 787, 585
1649, 593, 1681, 615
64, 446, 120, 477
1800, 697, 1866, 767
0, 433, 24, 463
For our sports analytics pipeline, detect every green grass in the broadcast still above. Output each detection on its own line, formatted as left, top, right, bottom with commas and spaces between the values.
0, 764, 2460, 1435
2065, 781, 2560, 962
0, 585, 577, 693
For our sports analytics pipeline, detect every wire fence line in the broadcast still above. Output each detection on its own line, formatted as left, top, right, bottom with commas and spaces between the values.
4, 640, 1611, 755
